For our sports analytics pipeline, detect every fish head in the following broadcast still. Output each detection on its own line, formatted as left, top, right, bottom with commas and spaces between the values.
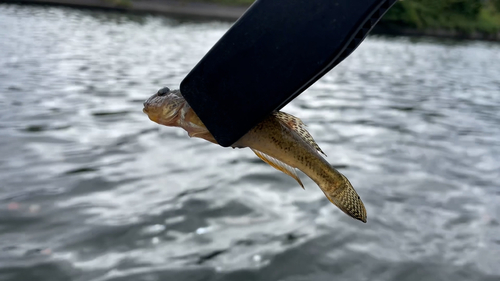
143, 87, 186, 126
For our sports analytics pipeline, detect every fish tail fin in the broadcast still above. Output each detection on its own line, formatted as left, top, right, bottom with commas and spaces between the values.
321, 174, 367, 223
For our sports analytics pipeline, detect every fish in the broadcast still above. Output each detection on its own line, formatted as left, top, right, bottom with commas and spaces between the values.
143, 87, 367, 223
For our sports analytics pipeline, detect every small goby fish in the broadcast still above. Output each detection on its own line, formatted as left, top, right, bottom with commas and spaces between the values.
143, 87, 367, 223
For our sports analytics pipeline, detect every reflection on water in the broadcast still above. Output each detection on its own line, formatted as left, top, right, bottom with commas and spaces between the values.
1, 4, 499, 281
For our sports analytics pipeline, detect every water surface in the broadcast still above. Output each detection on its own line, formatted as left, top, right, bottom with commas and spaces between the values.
0, 4, 499, 281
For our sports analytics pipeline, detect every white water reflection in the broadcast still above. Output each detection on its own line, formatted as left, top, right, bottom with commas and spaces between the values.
0, 3, 499, 281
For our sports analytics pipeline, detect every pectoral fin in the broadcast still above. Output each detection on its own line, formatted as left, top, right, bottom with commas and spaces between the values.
251, 149, 304, 189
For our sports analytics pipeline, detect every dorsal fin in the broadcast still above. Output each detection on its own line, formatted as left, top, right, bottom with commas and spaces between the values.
251, 149, 304, 189
273, 111, 326, 156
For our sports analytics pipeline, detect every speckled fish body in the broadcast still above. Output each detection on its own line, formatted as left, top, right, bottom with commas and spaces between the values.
143, 87, 367, 223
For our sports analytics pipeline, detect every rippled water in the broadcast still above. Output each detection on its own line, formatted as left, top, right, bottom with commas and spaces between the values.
1, 4, 500, 281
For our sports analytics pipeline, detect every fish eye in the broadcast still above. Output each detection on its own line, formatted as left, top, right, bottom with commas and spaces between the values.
157, 87, 170, 96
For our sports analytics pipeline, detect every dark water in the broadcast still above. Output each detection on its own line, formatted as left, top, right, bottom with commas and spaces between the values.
1, 4, 500, 281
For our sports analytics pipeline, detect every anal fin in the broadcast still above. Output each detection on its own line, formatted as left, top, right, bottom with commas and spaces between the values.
251, 149, 304, 189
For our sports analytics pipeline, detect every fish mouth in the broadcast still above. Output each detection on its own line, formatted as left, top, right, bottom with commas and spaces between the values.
143, 106, 160, 123
142, 99, 150, 114
142, 106, 151, 117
